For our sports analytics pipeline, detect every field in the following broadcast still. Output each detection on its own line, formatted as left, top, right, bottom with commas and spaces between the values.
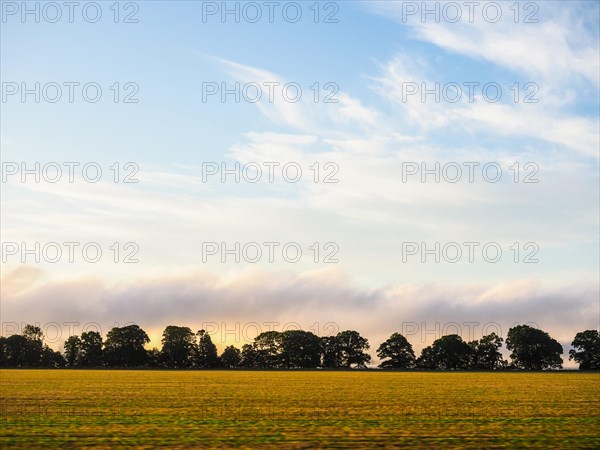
1, 370, 599, 448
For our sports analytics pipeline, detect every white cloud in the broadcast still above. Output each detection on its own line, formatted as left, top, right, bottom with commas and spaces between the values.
457, 103, 600, 158
365, 1, 599, 89
371, 55, 599, 157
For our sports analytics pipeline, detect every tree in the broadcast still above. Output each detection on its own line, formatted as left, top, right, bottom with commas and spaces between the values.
569, 330, 600, 370
320, 336, 342, 368
377, 333, 416, 368
0, 337, 5, 366
506, 325, 563, 370
22, 325, 43, 342
42, 346, 65, 367
336, 330, 371, 368
468, 333, 505, 370
104, 324, 150, 367
21, 325, 44, 366
241, 344, 258, 368
161, 326, 196, 368
416, 335, 472, 370
147, 348, 162, 367
253, 331, 283, 368
64, 336, 81, 366
79, 331, 103, 366
220, 345, 242, 368
0, 325, 61, 368
416, 345, 437, 369
1, 335, 30, 367
280, 330, 321, 368
196, 330, 218, 368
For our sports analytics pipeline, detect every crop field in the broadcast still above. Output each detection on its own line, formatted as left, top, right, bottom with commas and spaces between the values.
1, 370, 599, 448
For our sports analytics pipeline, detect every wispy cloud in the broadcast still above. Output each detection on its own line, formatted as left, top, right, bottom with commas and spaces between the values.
365, 1, 599, 88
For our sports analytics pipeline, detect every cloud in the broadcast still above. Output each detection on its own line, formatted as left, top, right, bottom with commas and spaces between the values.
213, 57, 312, 131
2, 125, 597, 289
456, 103, 599, 158
371, 55, 599, 157
2, 266, 596, 367
207, 55, 385, 138
365, 1, 599, 89
0, 266, 44, 296
361, 2, 599, 157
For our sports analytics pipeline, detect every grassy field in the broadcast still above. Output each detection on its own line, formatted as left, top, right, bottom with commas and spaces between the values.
1, 370, 599, 448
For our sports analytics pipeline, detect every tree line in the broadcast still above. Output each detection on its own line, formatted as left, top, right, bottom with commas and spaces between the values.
1, 324, 598, 371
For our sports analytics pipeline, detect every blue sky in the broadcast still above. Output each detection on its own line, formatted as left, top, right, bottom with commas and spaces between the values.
1, 1, 599, 364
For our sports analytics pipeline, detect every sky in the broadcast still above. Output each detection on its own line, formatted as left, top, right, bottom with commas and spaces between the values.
1, 0, 599, 367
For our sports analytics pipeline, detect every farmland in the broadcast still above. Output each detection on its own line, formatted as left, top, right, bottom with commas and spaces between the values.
1, 370, 599, 448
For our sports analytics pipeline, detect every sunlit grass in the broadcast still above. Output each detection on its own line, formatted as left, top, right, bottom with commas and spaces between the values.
1, 370, 599, 448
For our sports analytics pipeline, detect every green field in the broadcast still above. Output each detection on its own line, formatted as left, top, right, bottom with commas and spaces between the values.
1, 370, 599, 448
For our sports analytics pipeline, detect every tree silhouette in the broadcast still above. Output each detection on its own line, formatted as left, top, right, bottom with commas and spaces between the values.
3, 321, 591, 371
506, 325, 563, 370
161, 326, 196, 368
569, 330, 600, 370
416, 345, 438, 369
104, 324, 150, 367
253, 331, 283, 368
468, 333, 506, 370
1, 335, 30, 367
79, 331, 103, 366
41, 346, 65, 367
63, 336, 81, 366
377, 332, 416, 368
280, 330, 321, 368
320, 335, 342, 368
147, 348, 161, 367
417, 335, 472, 370
0, 325, 64, 367
196, 330, 219, 368
220, 345, 242, 368
336, 330, 371, 368
241, 343, 258, 368
22, 325, 44, 366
